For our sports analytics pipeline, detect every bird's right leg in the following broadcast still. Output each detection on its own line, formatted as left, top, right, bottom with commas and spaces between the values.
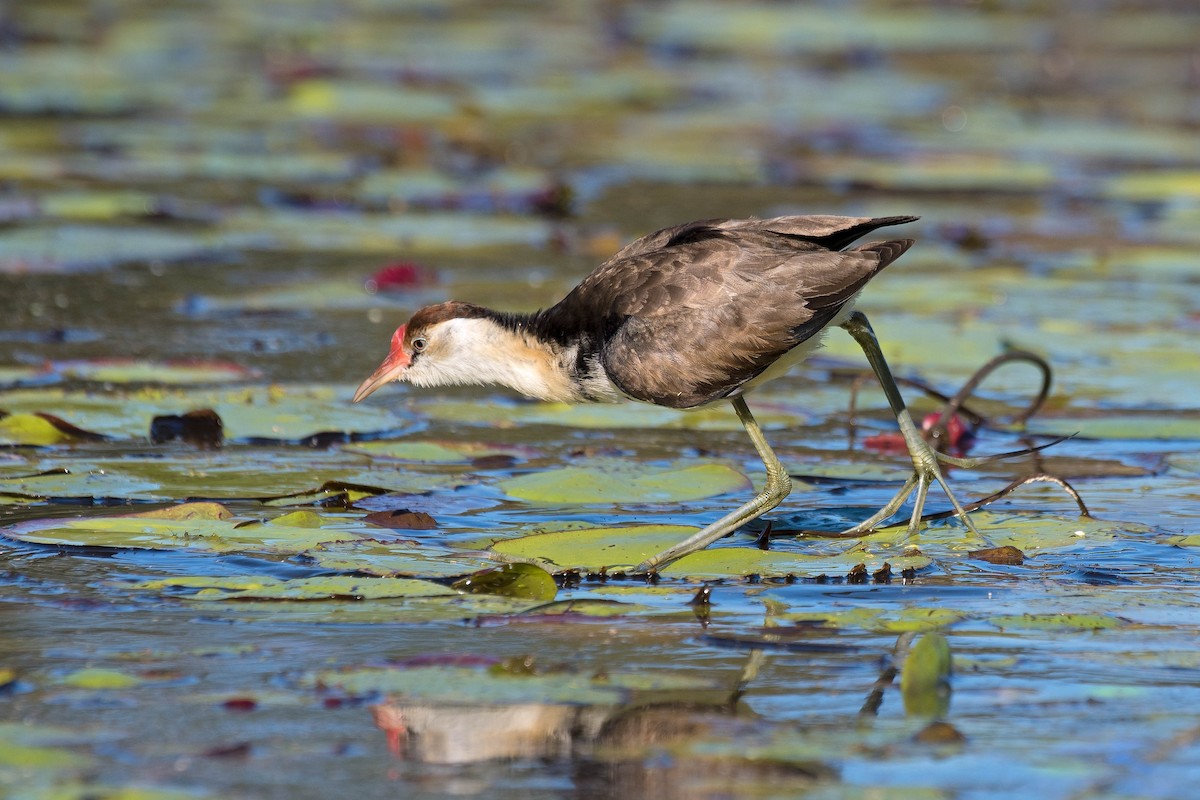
634, 395, 791, 573
839, 311, 979, 536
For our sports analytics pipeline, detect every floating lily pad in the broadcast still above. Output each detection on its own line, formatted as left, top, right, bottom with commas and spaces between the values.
0, 225, 215, 273
0, 412, 104, 446
451, 563, 557, 601
223, 209, 552, 252
0, 384, 400, 443
345, 440, 527, 464
307, 543, 498, 578
419, 397, 808, 431
488, 524, 698, 570
486, 522, 932, 577
50, 359, 259, 385
0, 449, 453, 503
781, 606, 967, 633
632, 3, 1033, 53
58, 667, 146, 689
498, 461, 750, 505
1029, 414, 1200, 441
0, 730, 93, 769
987, 614, 1124, 631
129, 575, 458, 601
663, 547, 933, 580
3, 503, 372, 554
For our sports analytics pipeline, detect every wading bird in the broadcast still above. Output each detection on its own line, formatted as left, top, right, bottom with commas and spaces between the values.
354, 215, 979, 572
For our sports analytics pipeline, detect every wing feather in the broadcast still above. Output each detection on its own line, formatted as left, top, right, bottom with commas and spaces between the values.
538, 215, 916, 408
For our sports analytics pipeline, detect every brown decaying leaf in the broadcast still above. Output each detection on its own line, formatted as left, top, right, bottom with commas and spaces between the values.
969, 545, 1026, 565
149, 408, 224, 448
363, 509, 437, 529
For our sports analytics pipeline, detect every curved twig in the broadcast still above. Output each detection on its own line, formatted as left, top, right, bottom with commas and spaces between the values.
926, 349, 1053, 441
916, 472, 1091, 520
848, 349, 1054, 437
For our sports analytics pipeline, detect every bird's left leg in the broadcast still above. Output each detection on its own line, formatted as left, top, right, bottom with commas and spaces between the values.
635, 396, 791, 573
839, 310, 979, 536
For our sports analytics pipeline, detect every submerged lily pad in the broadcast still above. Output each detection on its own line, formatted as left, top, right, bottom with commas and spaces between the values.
499, 461, 750, 504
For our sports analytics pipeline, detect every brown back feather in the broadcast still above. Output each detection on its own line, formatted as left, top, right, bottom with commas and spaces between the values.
542, 216, 916, 408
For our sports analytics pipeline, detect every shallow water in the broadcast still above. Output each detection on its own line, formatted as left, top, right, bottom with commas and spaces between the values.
2, 1, 1200, 798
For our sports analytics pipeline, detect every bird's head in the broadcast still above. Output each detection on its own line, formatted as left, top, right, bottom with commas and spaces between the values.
352, 301, 520, 402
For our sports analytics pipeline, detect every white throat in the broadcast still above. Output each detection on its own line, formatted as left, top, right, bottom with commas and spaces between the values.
404, 317, 620, 404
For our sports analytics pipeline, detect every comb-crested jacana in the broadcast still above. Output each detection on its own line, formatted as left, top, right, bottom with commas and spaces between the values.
353, 215, 978, 572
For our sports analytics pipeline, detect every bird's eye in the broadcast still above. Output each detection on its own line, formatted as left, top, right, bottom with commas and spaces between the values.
411, 336, 428, 352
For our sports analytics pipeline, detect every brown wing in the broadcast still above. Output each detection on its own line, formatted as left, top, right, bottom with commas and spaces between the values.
598, 238, 910, 407
606, 214, 917, 262
542, 217, 915, 408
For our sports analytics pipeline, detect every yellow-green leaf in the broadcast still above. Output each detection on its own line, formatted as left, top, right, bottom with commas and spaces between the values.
499, 462, 750, 504
901, 633, 953, 718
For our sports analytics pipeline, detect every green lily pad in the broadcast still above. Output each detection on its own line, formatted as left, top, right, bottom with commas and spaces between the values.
781, 606, 966, 633
451, 563, 557, 601
223, 209, 552, 252
0, 225, 214, 273
498, 461, 750, 504
488, 524, 697, 570
518, 598, 655, 618
0, 449, 454, 503
129, 575, 458, 601
901, 633, 953, 718
420, 398, 807, 431
634, 3, 1033, 53
987, 614, 1124, 631
0, 412, 95, 446
58, 668, 146, 690
175, 593, 540, 625
964, 511, 1138, 554
3, 503, 372, 554
487, 522, 932, 577
37, 190, 164, 221
51, 359, 258, 385
0, 384, 397, 441
663, 547, 933, 580
0, 742, 88, 771
307, 543, 499, 578
1029, 414, 1200, 440
345, 440, 524, 463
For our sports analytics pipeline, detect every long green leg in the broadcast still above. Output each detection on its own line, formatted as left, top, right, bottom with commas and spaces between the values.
840, 311, 979, 535
635, 396, 791, 573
